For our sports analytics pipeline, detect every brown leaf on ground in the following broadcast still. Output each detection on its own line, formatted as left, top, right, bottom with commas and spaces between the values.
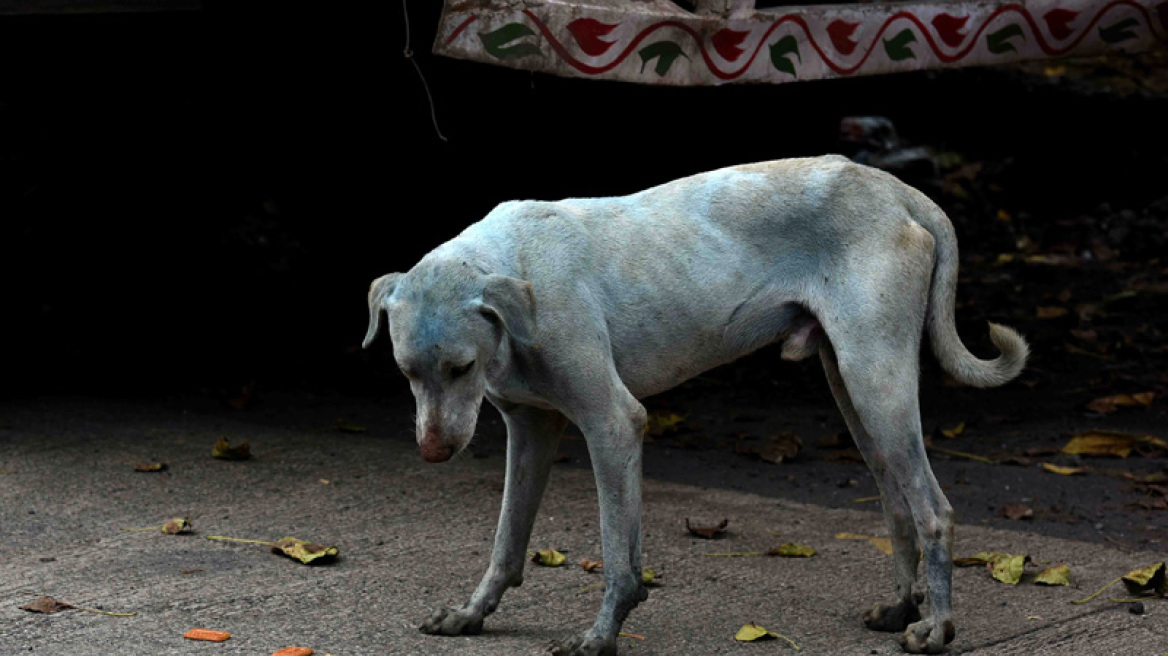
685, 518, 729, 539
211, 438, 251, 461
163, 518, 192, 535
133, 462, 167, 472
998, 503, 1034, 520
580, 558, 603, 572
21, 597, 76, 614
1036, 306, 1068, 319
757, 433, 801, 464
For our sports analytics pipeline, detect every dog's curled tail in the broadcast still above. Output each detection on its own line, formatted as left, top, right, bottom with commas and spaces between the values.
913, 194, 1029, 388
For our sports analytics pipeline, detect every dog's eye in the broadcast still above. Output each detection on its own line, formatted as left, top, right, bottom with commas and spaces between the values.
450, 360, 474, 378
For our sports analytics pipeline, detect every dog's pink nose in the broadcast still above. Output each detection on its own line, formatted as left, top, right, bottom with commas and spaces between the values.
420, 440, 454, 463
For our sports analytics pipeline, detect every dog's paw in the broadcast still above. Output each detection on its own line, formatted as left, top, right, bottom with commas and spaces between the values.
548, 633, 616, 656
897, 618, 955, 654
418, 607, 484, 636
863, 592, 924, 632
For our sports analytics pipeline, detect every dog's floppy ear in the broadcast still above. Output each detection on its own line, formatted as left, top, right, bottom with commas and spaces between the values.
481, 274, 537, 346
363, 273, 402, 348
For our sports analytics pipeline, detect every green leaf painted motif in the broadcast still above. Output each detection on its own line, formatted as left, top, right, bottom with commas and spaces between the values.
1099, 17, 1140, 44
479, 23, 541, 60
986, 24, 1026, 54
639, 41, 689, 77
883, 29, 916, 61
768, 35, 801, 77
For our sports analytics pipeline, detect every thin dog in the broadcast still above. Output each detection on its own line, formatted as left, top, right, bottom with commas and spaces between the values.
363, 155, 1027, 655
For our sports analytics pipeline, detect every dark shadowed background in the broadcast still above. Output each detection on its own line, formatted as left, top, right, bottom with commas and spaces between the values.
2, 2, 1165, 405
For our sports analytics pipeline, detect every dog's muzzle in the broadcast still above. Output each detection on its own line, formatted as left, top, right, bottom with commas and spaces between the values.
419, 432, 455, 463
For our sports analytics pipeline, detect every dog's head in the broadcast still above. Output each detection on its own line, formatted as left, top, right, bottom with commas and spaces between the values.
363, 260, 536, 463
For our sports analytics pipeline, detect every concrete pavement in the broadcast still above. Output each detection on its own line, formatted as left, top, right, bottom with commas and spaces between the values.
0, 397, 1164, 655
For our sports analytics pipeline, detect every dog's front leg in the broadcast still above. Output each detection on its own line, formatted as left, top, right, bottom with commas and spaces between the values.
420, 404, 565, 636
552, 399, 648, 656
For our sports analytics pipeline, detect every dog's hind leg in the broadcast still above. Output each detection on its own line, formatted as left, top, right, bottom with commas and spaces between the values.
821, 344, 923, 632
825, 332, 956, 654
420, 403, 566, 636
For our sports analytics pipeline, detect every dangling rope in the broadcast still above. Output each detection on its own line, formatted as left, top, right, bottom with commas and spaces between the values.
403, 0, 447, 142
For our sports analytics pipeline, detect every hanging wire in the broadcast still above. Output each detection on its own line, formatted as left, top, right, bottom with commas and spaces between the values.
403, 0, 447, 142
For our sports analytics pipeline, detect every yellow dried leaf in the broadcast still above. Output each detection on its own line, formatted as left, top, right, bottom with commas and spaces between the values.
768, 543, 815, 558
1121, 562, 1166, 597
834, 532, 892, 555
1036, 306, 1068, 319
531, 549, 566, 567
646, 412, 686, 437
1062, 433, 1137, 458
272, 537, 338, 565
133, 462, 167, 472
991, 554, 1030, 585
1042, 463, 1086, 476
1034, 564, 1071, 586
940, 422, 966, 438
642, 568, 656, 585
735, 623, 778, 641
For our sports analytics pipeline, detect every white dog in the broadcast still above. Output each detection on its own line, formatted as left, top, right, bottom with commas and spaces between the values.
364, 155, 1027, 655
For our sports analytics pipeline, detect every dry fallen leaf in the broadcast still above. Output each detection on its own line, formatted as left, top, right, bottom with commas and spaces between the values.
211, 438, 251, 461
642, 568, 657, 585
21, 597, 75, 614
768, 543, 816, 558
940, 422, 966, 439
1086, 392, 1155, 415
1121, 562, 1167, 597
834, 532, 893, 555
685, 518, 729, 539
1036, 306, 1068, 319
530, 549, 566, 567
272, 537, 338, 565
991, 554, 1031, 585
735, 622, 778, 641
163, 518, 192, 535
998, 503, 1034, 521
133, 462, 167, 472
646, 412, 687, 437
1034, 564, 1071, 586
758, 433, 802, 464
734, 623, 801, 650
580, 558, 603, 572
206, 535, 338, 565
184, 629, 231, 642
1042, 463, 1087, 476
272, 647, 314, 656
